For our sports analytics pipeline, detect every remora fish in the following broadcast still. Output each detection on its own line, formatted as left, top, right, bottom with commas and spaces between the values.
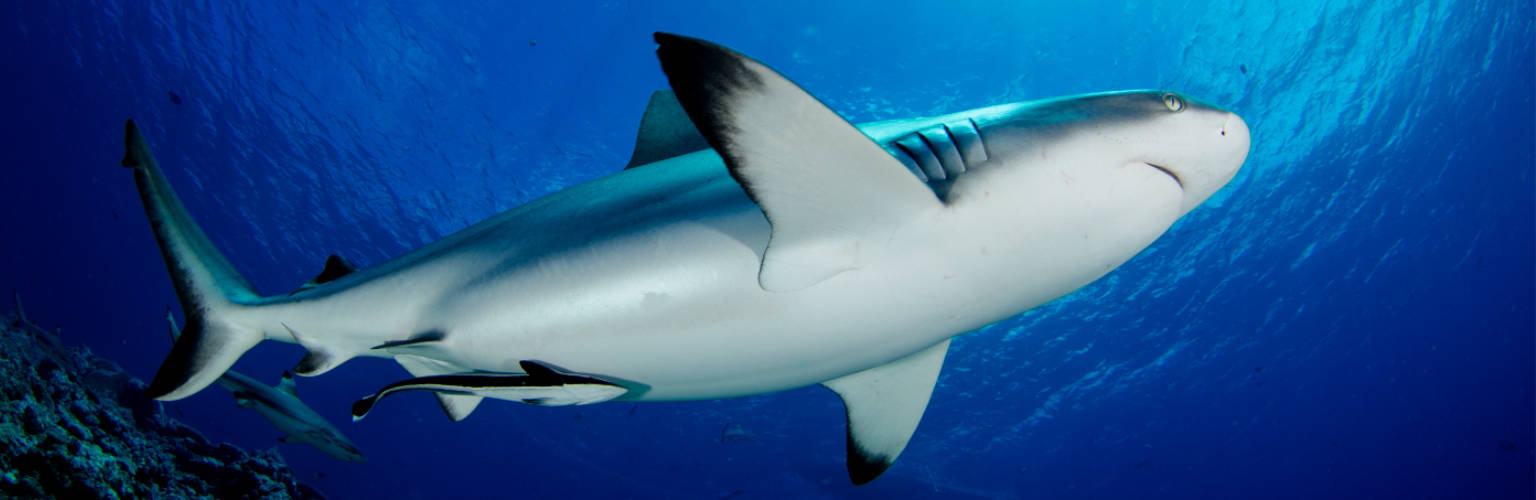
165, 311, 365, 462
124, 33, 1249, 483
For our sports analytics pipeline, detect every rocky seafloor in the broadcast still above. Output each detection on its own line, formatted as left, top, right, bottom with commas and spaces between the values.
0, 310, 325, 499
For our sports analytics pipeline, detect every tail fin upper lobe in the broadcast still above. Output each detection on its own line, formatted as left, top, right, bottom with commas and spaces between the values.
124, 120, 264, 400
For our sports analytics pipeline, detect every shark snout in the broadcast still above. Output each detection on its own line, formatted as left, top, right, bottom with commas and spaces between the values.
1223, 112, 1251, 156
1218, 112, 1251, 185
1167, 110, 1250, 214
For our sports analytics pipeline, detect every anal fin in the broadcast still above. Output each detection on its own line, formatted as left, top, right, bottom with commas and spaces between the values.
822, 339, 950, 485
285, 324, 353, 376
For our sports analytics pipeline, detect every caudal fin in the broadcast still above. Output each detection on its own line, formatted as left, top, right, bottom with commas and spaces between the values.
124, 120, 264, 401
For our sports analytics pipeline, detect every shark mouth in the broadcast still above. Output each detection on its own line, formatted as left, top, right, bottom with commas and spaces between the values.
1143, 162, 1184, 190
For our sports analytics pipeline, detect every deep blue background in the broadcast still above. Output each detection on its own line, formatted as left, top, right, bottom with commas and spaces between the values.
3, 1, 1532, 499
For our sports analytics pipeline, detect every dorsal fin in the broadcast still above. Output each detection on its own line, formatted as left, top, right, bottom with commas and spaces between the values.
276, 371, 299, 397
653, 33, 943, 291
624, 90, 710, 169
518, 360, 561, 379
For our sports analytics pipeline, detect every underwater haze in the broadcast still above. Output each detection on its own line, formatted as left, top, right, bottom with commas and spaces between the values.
3, 1, 1532, 499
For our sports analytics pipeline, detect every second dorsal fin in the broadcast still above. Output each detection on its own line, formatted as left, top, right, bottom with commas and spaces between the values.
290, 254, 358, 295
625, 90, 710, 169
310, 254, 356, 285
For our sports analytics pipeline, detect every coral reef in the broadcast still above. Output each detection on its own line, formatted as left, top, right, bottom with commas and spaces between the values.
0, 312, 325, 499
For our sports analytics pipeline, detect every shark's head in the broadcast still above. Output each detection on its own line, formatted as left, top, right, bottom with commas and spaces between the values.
307, 429, 368, 462
872, 90, 1250, 294
968, 90, 1250, 216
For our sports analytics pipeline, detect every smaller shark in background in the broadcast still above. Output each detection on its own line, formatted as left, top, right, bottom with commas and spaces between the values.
165, 310, 365, 462
11, 293, 64, 349
11, 294, 76, 372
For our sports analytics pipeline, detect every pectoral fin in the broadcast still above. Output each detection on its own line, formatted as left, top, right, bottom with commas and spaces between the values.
654, 33, 942, 292
822, 339, 950, 485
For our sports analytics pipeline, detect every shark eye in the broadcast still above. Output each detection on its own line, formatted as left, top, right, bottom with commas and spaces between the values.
1161, 93, 1185, 112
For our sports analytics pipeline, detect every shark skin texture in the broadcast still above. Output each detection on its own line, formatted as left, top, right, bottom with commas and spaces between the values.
122, 33, 1249, 484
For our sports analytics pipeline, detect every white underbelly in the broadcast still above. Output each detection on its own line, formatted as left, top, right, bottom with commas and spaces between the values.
431, 210, 957, 401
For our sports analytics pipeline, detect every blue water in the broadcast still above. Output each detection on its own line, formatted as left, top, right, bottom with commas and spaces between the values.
3, 1, 1532, 498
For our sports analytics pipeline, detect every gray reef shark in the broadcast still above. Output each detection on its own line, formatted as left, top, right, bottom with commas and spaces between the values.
10, 293, 63, 349
122, 33, 1249, 483
165, 311, 365, 462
